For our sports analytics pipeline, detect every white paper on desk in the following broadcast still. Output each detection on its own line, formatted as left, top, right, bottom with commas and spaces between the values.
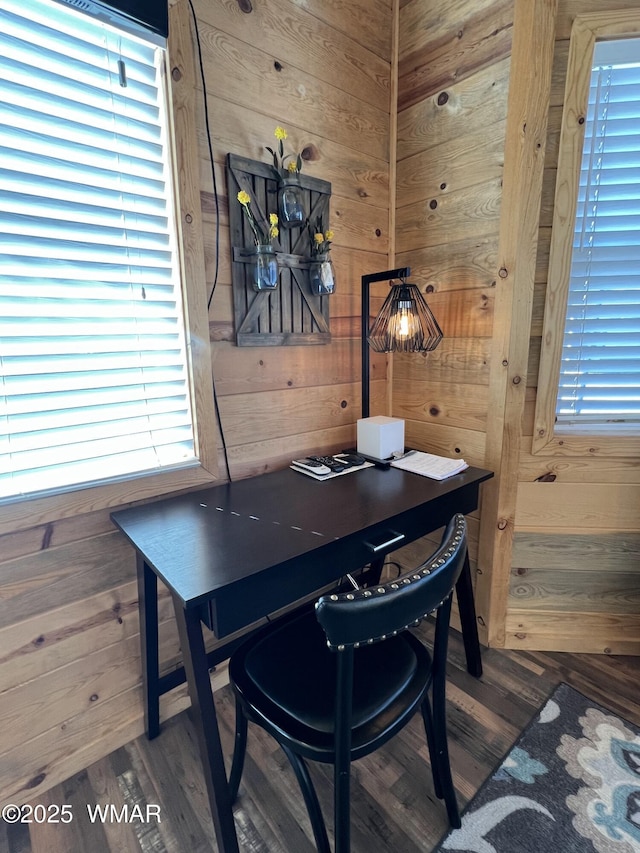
390, 451, 468, 480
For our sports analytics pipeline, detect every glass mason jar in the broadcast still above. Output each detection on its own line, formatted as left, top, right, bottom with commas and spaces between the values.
309, 253, 335, 295
278, 174, 306, 229
250, 244, 279, 291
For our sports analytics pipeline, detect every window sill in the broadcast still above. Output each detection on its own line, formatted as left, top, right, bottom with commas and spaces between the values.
0, 463, 219, 537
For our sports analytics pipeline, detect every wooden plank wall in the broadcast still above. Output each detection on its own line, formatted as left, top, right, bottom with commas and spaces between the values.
202, 0, 395, 478
393, 0, 514, 608
510, 0, 640, 654
394, 0, 640, 655
4, 0, 640, 814
0, 0, 394, 806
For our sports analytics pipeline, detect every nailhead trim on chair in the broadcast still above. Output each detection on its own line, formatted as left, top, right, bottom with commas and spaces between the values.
317, 516, 466, 649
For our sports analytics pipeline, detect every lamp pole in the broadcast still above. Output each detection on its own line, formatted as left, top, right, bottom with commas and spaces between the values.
361, 267, 410, 419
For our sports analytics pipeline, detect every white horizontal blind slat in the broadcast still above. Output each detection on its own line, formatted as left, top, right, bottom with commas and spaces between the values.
0, 0, 196, 502
556, 37, 640, 427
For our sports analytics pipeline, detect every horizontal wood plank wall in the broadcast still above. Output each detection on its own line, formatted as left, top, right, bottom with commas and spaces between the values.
394, 0, 514, 629
396, 0, 640, 655
511, 0, 640, 654
0, 0, 394, 805
200, 0, 394, 476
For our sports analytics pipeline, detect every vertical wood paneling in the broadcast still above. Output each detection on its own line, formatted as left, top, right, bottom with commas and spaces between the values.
475, 0, 558, 646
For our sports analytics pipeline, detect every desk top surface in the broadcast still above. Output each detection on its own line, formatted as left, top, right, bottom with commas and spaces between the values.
111, 465, 492, 607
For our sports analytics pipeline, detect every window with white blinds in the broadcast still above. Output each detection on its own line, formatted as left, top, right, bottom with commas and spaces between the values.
0, 0, 197, 502
556, 37, 640, 429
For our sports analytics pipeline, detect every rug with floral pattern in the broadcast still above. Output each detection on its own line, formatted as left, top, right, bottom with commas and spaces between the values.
434, 682, 640, 853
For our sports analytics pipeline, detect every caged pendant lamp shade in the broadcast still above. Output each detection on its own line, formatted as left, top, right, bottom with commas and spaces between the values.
361, 267, 443, 419
368, 280, 443, 353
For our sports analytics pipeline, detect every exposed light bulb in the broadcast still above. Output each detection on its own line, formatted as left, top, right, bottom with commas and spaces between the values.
389, 298, 417, 342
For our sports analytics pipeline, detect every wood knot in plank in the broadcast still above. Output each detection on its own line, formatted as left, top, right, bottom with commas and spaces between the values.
41, 523, 54, 550
25, 772, 47, 790
301, 144, 318, 162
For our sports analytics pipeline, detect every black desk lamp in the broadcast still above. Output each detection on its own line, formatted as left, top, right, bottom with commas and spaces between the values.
361, 267, 443, 418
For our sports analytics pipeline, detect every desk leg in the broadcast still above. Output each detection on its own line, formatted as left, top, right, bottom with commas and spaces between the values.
137, 556, 161, 739
367, 556, 385, 586
173, 596, 239, 853
455, 550, 483, 678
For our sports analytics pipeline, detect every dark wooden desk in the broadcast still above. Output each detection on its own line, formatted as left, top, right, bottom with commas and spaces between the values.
111, 464, 492, 853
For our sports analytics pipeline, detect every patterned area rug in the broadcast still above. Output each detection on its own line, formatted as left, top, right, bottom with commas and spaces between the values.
435, 682, 640, 853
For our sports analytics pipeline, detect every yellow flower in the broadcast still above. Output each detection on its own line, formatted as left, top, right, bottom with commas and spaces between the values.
267, 125, 302, 180
308, 218, 334, 256
236, 189, 276, 245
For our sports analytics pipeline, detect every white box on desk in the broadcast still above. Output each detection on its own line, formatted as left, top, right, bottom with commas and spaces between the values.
357, 416, 404, 460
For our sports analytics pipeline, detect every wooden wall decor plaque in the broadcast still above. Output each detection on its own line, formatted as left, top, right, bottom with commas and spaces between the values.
226, 153, 333, 346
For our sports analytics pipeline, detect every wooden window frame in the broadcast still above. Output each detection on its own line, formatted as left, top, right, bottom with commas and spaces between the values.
533, 10, 640, 457
0, 1, 218, 536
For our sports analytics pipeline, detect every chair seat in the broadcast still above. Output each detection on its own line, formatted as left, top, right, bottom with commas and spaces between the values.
230, 607, 432, 761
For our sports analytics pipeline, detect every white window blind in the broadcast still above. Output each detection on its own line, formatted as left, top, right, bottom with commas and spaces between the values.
0, 0, 196, 502
556, 37, 640, 428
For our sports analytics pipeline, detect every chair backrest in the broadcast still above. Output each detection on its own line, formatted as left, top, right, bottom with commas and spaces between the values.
315, 513, 467, 650
313, 514, 468, 852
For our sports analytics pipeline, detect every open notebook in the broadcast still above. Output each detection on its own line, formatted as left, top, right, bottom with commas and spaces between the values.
390, 451, 468, 480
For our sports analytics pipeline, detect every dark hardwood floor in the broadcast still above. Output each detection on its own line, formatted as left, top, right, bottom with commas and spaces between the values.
3, 623, 640, 853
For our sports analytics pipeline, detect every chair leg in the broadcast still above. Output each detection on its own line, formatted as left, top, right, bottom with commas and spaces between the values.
334, 762, 351, 853
280, 743, 331, 853
431, 682, 461, 829
228, 696, 248, 803
420, 696, 443, 799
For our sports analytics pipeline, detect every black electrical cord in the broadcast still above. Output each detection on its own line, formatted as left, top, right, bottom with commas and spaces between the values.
186, 0, 220, 308
186, 0, 231, 482
386, 561, 404, 579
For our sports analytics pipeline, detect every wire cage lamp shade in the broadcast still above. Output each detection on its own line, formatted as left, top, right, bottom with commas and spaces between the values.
368, 280, 443, 353
361, 267, 443, 419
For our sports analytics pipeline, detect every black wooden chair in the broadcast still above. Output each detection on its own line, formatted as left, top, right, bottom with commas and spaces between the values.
228, 513, 467, 852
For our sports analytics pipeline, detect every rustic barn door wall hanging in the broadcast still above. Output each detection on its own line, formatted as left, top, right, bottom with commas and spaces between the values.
226, 153, 333, 346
